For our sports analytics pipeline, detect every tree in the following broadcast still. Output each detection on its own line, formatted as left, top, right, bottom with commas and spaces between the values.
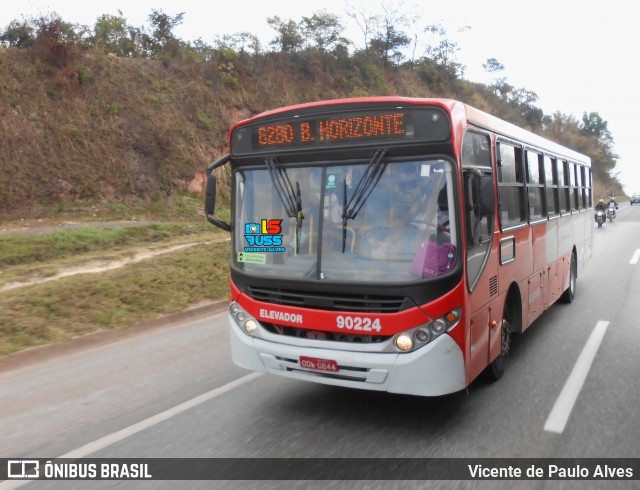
482, 57, 504, 73
299, 11, 349, 53
423, 24, 464, 73
216, 32, 261, 56
267, 16, 303, 53
579, 111, 618, 176
544, 112, 619, 192
369, 4, 412, 66
145, 9, 185, 57
346, 4, 379, 50
0, 19, 35, 48
93, 11, 138, 57
32, 13, 80, 67
580, 112, 614, 149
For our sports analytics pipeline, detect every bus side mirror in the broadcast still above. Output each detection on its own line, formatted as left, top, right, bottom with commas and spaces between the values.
205, 173, 216, 215
205, 154, 232, 232
479, 174, 495, 216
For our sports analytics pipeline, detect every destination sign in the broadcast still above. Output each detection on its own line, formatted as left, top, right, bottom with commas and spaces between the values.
257, 112, 406, 147
230, 106, 450, 155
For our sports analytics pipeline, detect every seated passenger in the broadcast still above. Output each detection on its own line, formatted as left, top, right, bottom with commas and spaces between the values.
410, 185, 456, 278
411, 240, 456, 278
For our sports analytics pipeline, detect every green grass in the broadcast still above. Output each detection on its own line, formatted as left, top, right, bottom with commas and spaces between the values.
0, 240, 230, 356
0, 192, 234, 356
0, 222, 213, 267
3, 192, 230, 227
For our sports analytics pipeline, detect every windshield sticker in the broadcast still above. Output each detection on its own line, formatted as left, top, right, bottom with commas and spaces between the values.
326, 173, 337, 189
243, 219, 286, 253
237, 252, 267, 264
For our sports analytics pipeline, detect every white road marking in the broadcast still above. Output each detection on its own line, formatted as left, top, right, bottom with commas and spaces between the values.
544, 321, 609, 434
630, 249, 640, 265
62, 372, 263, 458
0, 372, 262, 490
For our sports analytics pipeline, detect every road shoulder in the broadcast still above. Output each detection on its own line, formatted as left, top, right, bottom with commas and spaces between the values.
0, 300, 228, 374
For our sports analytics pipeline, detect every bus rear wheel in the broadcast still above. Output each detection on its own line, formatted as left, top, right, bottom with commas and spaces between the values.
560, 253, 577, 303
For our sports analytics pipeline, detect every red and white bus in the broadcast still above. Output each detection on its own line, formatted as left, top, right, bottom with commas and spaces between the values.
205, 97, 593, 396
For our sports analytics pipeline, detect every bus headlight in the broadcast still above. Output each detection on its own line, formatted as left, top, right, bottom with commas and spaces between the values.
243, 319, 259, 334
431, 318, 446, 335
414, 328, 430, 343
395, 308, 462, 353
230, 302, 260, 337
394, 334, 413, 352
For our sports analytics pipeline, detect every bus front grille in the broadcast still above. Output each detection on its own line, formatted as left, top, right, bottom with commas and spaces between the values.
246, 286, 407, 313
262, 322, 391, 344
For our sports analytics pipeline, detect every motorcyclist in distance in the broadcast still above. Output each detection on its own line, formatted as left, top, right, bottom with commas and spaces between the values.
595, 198, 607, 224
607, 196, 618, 219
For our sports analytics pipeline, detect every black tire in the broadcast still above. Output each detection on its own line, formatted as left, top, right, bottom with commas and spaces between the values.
597, 221, 602, 228
560, 253, 577, 303
486, 319, 511, 381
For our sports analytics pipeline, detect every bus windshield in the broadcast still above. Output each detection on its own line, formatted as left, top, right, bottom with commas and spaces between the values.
234, 158, 458, 283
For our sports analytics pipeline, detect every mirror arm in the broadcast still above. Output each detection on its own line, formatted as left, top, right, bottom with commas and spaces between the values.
207, 216, 232, 232
207, 153, 230, 175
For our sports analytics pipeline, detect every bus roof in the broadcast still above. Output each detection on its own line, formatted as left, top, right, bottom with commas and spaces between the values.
230, 96, 590, 165
463, 103, 590, 165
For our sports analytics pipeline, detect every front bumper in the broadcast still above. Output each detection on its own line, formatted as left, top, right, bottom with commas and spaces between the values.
228, 314, 466, 397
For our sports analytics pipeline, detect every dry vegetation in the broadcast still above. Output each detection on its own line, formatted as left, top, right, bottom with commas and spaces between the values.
0, 48, 235, 215
0, 9, 625, 217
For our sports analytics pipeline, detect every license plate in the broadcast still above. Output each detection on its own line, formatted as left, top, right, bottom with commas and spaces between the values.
299, 356, 339, 373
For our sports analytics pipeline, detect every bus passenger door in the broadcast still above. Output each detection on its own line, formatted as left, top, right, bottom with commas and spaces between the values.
461, 131, 496, 382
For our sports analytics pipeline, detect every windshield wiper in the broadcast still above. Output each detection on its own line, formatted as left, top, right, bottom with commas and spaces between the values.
266, 158, 303, 254
340, 148, 387, 252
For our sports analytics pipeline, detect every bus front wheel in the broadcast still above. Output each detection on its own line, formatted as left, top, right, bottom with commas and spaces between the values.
487, 319, 511, 381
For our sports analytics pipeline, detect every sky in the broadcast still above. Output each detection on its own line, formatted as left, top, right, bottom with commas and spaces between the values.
3, 0, 640, 195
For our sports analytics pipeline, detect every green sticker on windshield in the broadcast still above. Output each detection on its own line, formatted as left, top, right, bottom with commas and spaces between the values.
237, 252, 267, 264
326, 173, 337, 189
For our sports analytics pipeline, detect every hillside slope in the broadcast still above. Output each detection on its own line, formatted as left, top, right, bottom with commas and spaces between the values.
0, 48, 244, 214
0, 44, 623, 216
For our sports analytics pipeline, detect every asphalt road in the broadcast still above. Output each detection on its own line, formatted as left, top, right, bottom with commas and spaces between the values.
2, 205, 640, 489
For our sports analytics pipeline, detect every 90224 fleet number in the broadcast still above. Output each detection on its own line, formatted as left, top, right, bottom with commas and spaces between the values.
336, 315, 381, 332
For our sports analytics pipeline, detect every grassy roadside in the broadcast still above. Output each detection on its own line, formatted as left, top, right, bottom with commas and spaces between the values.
0, 221, 231, 356
0, 222, 213, 266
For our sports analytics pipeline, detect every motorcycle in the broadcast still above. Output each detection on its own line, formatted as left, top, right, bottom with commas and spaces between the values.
607, 206, 616, 222
595, 210, 605, 228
